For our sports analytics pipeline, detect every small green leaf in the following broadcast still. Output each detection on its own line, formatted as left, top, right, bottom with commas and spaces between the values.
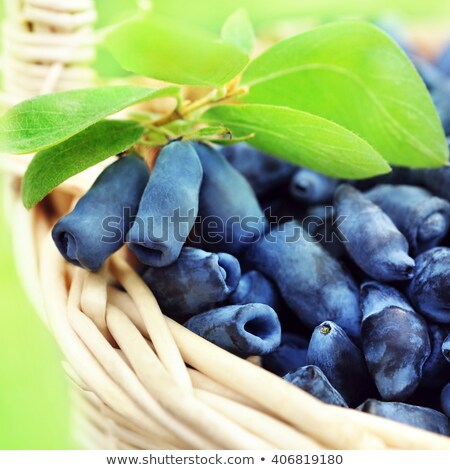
0, 85, 179, 154
105, 12, 249, 86
242, 21, 448, 168
22, 120, 145, 209
221, 8, 255, 55
203, 104, 391, 179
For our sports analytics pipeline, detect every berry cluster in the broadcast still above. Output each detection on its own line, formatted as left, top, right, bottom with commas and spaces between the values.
50, 41, 450, 437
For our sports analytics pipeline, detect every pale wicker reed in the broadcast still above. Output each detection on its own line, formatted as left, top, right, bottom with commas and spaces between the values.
2, 0, 450, 451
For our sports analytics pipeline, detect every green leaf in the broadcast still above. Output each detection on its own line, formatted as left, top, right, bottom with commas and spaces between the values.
203, 104, 391, 179
221, 8, 255, 55
242, 21, 448, 168
0, 85, 179, 155
22, 120, 145, 209
105, 12, 249, 86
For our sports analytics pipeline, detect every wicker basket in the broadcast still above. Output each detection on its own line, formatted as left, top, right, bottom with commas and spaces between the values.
2, 1, 450, 451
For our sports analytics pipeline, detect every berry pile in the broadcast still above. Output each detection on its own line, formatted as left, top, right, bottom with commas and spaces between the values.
50, 42, 450, 437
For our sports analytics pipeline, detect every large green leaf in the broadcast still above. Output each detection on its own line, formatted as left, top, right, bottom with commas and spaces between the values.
105, 13, 249, 86
0, 86, 179, 154
203, 104, 391, 178
221, 9, 255, 55
242, 21, 448, 168
22, 120, 145, 209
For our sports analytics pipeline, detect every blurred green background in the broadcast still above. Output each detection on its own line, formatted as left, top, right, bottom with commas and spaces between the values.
0, 0, 449, 450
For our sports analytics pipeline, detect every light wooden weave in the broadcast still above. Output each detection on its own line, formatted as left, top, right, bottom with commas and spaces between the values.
2, 0, 450, 451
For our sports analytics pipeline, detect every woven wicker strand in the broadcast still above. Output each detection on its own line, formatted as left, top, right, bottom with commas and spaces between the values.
2, 0, 96, 106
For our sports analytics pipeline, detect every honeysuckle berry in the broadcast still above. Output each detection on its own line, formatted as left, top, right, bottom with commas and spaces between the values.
307, 321, 372, 406
437, 44, 450, 77
142, 247, 240, 321
127, 141, 203, 267
353, 166, 426, 191
431, 81, 450, 136
365, 184, 450, 254
244, 220, 361, 339
184, 303, 281, 358
360, 281, 431, 401
358, 400, 450, 436
52, 155, 149, 271
220, 143, 295, 197
443, 334, 450, 363
229, 270, 281, 312
261, 333, 309, 377
408, 247, 450, 324
442, 383, 450, 418
422, 325, 450, 389
335, 184, 415, 281
192, 143, 266, 255
424, 165, 450, 202
289, 168, 339, 204
284, 365, 348, 407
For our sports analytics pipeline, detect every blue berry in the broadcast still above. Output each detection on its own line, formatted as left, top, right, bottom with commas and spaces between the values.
335, 185, 415, 281
220, 143, 295, 197
442, 383, 450, 418
261, 333, 309, 376
142, 247, 240, 321
431, 81, 450, 135
408, 247, 450, 324
443, 335, 450, 363
422, 324, 450, 389
437, 43, 450, 77
284, 365, 348, 407
360, 281, 430, 401
244, 221, 361, 339
424, 164, 450, 202
127, 141, 202, 267
229, 270, 281, 311
192, 143, 266, 255
289, 168, 339, 204
353, 166, 426, 191
358, 400, 450, 436
52, 156, 149, 271
184, 303, 281, 358
307, 321, 372, 406
365, 184, 450, 255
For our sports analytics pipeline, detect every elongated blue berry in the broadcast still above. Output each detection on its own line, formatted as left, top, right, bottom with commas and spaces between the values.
358, 400, 450, 436
261, 333, 309, 376
307, 321, 372, 406
127, 141, 203, 267
422, 325, 450, 389
52, 156, 149, 271
360, 282, 430, 401
408, 247, 450, 324
244, 221, 361, 339
142, 247, 240, 321
284, 365, 348, 407
192, 143, 266, 255
229, 270, 280, 311
365, 184, 450, 255
443, 335, 450, 363
184, 304, 281, 358
424, 165, 450, 202
220, 143, 295, 197
437, 44, 450, 77
289, 168, 339, 204
431, 82, 450, 135
335, 185, 415, 281
442, 383, 450, 418
353, 166, 426, 191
